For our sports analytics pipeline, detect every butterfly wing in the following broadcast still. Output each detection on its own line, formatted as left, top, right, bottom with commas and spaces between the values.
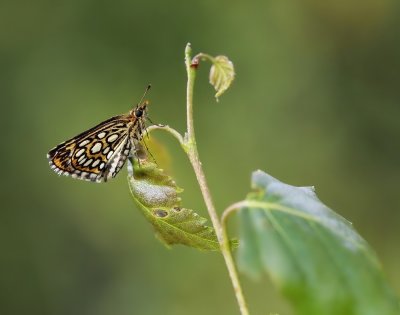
47, 115, 133, 182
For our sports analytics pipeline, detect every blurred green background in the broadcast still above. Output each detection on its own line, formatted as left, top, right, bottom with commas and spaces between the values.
1, 0, 399, 314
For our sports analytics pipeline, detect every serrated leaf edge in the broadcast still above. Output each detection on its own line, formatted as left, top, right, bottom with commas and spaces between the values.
154, 214, 220, 249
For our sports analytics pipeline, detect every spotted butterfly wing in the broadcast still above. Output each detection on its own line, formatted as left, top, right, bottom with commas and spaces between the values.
47, 100, 148, 182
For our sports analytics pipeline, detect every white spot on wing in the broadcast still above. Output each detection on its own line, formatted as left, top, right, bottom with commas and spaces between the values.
103, 147, 110, 154
84, 159, 93, 166
99, 162, 105, 170
75, 148, 85, 157
78, 155, 86, 163
107, 134, 118, 143
79, 139, 90, 147
107, 151, 114, 160
91, 142, 102, 154
92, 159, 100, 167
97, 131, 106, 139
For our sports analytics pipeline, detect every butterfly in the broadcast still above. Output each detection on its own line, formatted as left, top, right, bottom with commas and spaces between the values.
47, 86, 151, 183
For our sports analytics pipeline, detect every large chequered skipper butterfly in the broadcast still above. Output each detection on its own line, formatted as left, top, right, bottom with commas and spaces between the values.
47, 85, 151, 182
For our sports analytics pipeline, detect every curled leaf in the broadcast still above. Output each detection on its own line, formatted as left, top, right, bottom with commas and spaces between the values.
127, 157, 221, 251
151, 206, 220, 250
209, 55, 235, 101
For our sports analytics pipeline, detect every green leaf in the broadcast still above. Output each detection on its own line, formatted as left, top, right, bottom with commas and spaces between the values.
127, 158, 220, 251
237, 170, 400, 315
209, 55, 235, 101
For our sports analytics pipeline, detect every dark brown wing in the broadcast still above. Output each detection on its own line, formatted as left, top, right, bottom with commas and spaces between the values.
47, 115, 133, 182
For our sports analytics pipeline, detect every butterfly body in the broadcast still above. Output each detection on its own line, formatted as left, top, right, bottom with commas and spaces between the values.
47, 101, 149, 183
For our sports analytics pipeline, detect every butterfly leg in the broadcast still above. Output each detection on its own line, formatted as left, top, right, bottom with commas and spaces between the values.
146, 116, 165, 128
128, 139, 144, 170
139, 137, 157, 165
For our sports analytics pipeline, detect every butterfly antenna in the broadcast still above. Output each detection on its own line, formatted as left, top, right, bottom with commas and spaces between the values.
141, 137, 157, 164
138, 84, 151, 105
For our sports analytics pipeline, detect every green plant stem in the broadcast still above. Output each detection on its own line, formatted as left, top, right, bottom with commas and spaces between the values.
193, 52, 215, 64
222, 200, 249, 228
146, 124, 185, 150
184, 43, 250, 315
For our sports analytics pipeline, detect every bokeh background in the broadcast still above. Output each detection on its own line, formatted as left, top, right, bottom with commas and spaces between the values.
1, 1, 399, 314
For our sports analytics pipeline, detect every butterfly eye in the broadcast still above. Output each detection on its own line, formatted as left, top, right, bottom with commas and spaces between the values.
135, 109, 143, 117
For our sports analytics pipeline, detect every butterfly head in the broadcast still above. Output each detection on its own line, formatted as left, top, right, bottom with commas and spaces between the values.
132, 100, 149, 119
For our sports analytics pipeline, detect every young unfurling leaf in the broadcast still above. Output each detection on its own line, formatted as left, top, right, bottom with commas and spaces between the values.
209, 55, 235, 101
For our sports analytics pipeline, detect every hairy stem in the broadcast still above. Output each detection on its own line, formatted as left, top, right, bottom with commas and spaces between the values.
184, 43, 250, 315
146, 124, 186, 151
